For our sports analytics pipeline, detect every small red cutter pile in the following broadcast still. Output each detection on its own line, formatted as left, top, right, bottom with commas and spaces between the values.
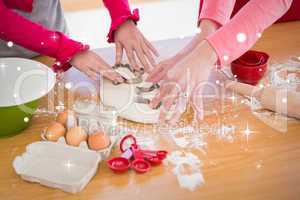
107, 135, 168, 173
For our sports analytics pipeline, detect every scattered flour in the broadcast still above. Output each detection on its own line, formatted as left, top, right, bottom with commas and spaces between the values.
169, 126, 207, 153
117, 126, 158, 150
214, 124, 236, 142
165, 151, 204, 191
244, 96, 263, 110
172, 136, 189, 148
135, 135, 157, 150
243, 97, 295, 133
271, 64, 300, 89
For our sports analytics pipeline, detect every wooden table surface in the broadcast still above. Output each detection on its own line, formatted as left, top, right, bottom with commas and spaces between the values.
1, 22, 300, 200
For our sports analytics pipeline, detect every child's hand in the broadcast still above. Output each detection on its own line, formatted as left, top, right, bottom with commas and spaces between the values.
70, 50, 124, 82
114, 20, 159, 72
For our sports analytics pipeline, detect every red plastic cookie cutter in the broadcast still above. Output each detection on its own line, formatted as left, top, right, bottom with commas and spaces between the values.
107, 148, 132, 173
130, 146, 151, 173
139, 150, 168, 159
139, 150, 168, 165
107, 134, 168, 173
120, 135, 167, 163
120, 134, 137, 153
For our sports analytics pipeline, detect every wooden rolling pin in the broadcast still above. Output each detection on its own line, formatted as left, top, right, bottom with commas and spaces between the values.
225, 80, 300, 119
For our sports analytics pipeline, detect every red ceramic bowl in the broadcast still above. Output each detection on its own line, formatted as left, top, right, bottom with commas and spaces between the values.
231, 50, 269, 85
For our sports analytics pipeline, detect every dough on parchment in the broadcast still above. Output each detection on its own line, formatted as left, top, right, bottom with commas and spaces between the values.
100, 67, 161, 124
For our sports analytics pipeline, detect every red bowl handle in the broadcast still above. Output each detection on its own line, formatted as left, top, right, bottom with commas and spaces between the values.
120, 134, 137, 153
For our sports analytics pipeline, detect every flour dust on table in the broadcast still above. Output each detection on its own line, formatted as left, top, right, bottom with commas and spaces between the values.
164, 151, 204, 191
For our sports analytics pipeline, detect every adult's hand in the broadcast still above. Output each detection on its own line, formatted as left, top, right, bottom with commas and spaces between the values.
150, 41, 217, 124
147, 19, 219, 83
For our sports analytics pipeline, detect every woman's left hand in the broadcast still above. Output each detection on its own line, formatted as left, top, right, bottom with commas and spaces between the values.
149, 41, 217, 124
147, 19, 219, 84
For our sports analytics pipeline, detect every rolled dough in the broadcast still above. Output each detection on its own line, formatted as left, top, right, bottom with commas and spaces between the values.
100, 67, 161, 124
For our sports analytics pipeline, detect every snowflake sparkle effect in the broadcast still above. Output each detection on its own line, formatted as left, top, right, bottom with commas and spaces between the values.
7, 41, 13, 48
65, 82, 72, 89
243, 123, 254, 143
236, 32, 247, 43
64, 160, 73, 169
24, 117, 29, 123
229, 94, 237, 102
259, 84, 264, 88
195, 28, 202, 34
257, 32, 262, 38
50, 33, 58, 41
281, 98, 287, 103
256, 163, 262, 169
223, 55, 229, 61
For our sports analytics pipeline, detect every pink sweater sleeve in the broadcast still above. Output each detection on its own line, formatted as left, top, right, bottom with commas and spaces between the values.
198, 0, 236, 27
0, 1, 89, 72
206, 0, 293, 66
103, 0, 139, 43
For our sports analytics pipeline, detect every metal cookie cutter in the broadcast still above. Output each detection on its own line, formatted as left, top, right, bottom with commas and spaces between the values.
135, 83, 161, 109
112, 64, 162, 109
112, 64, 143, 85
136, 83, 160, 95
134, 96, 162, 109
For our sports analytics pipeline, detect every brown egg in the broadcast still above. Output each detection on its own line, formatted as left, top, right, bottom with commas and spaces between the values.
66, 126, 87, 146
56, 109, 75, 127
45, 122, 66, 141
88, 132, 111, 151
